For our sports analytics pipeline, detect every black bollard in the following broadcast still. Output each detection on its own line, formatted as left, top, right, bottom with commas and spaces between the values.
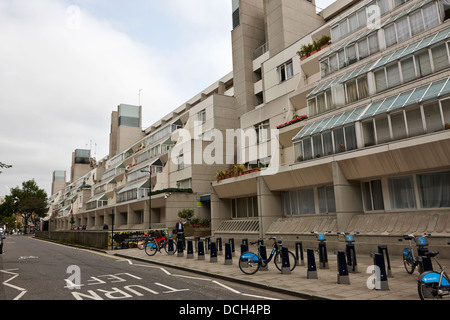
210, 242, 218, 263
177, 239, 184, 257
372, 253, 389, 290
167, 238, 175, 255
378, 245, 393, 277
306, 248, 318, 279
281, 247, 291, 274
186, 240, 194, 259
197, 240, 205, 260
224, 243, 233, 265
336, 251, 350, 284
295, 242, 304, 266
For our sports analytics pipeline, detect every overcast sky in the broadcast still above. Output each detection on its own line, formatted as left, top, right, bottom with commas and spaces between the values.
0, 0, 336, 198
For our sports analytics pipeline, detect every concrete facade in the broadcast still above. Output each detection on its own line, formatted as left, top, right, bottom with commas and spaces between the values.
48, 0, 450, 257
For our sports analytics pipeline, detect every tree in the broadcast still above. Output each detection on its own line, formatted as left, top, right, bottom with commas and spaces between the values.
0, 161, 12, 174
10, 180, 48, 233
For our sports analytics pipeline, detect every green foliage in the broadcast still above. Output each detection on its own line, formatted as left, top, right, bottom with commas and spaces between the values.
178, 208, 194, 220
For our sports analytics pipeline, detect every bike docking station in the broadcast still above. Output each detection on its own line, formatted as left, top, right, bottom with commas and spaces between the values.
177, 239, 184, 257
312, 231, 329, 269
210, 241, 218, 263
370, 251, 389, 290
186, 240, 194, 259
295, 241, 305, 266
258, 240, 269, 271
306, 248, 318, 279
336, 250, 350, 284
167, 238, 175, 255
197, 239, 205, 260
281, 246, 291, 274
224, 242, 233, 265
377, 245, 393, 277
337, 232, 359, 273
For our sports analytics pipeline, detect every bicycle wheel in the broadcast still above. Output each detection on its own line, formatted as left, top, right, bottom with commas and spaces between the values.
162, 241, 169, 254
402, 249, 415, 274
418, 281, 442, 300
239, 251, 260, 275
274, 250, 296, 272
144, 240, 158, 256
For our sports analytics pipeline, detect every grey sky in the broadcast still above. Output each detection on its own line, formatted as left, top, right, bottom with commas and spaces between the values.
0, 0, 336, 197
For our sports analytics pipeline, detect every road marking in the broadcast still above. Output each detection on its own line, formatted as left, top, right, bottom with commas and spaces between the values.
1, 269, 27, 300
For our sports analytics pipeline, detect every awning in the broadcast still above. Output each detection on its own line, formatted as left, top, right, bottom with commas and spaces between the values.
118, 179, 148, 194
86, 193, 108, 205
295, 76, 450, 141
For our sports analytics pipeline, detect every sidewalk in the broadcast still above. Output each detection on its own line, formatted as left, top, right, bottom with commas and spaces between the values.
109, 244, 450, 300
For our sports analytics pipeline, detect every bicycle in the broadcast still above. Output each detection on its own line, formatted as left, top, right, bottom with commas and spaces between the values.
400, 233, 431, 274
144, 231, 169, 256
417, 243, 450, 300
137, 234, 151, 250
238, 237, 296, 275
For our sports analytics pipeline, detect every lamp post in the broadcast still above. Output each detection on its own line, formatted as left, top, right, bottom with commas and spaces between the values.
140, 166, 152, 230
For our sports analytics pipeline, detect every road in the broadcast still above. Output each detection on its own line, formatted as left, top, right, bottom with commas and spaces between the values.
0, 235, 299, 302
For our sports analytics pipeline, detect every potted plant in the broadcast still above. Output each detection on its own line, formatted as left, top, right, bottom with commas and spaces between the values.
215, 169, 227, 182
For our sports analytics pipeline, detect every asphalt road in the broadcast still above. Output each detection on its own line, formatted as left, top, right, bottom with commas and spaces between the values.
0, 235, 300, 302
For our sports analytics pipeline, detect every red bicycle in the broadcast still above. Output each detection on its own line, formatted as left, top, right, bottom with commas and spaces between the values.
144, 233, 169, 256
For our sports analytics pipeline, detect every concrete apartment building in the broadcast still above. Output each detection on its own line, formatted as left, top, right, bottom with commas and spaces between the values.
48, 0, 450, 256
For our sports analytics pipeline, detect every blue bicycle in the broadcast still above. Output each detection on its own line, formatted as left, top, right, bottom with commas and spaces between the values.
401, 234, 430, 274
417, 243, 450, 300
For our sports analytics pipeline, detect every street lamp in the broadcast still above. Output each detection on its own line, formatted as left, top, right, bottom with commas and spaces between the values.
140, 166, 152, 230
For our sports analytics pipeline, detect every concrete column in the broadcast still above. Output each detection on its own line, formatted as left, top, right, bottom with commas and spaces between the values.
257, 176, 282, 238
332, 161, 363, 231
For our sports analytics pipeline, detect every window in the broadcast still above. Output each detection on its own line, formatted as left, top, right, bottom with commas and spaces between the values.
423, 102, 443, 133
384, 24, 397, 47
375, 69, 387, 92
344, 125, 357, 151
333, 128, 345, 153
299, 188, 315, 214
386, 63, 401, 87
375, 117, 390, 144
401, 57, 416, 82
346, 80, 358, 103
368, 33, 379, 55
431, 44, 450, 72
416, 50, 432, 77
405, 107, 424, 137
256, 121, 270, 143
177, 154, 184, 170
312, 135, 323, 158
390, 112, 407, 140
409, 10, 424, 36
177, 178, 192, 189
347, 44, 357, 65
362, 180, 384, 211
358, 38, 369, 59
232, 196, 258, 218
318, 185, 336, 213
322, 131, 333, 156
389, 176, 416, 209
422, 3, 439, 30
362, 120, 375, 147
279, 60, 293, 82
198, 109, 206, 123
395, 17, 410, 43
417, 171, 450, 208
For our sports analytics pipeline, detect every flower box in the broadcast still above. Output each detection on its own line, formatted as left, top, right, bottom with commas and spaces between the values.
276, 115, 308, 129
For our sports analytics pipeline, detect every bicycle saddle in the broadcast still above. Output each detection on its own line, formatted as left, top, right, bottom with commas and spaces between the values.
424, 251, 439, 258
403, 235, 413, 240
